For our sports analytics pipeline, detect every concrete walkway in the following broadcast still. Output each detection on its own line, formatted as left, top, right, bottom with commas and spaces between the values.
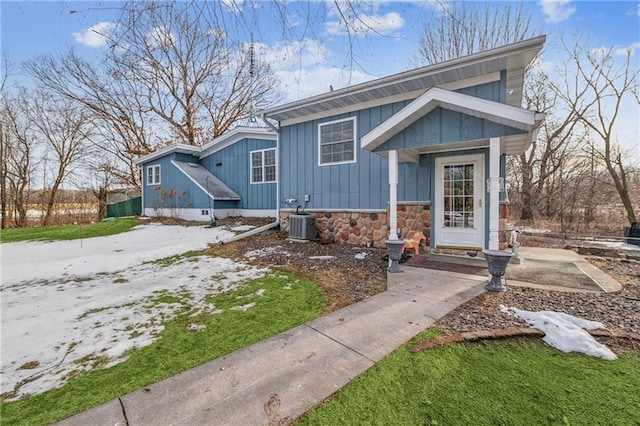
57, 268, 486, 426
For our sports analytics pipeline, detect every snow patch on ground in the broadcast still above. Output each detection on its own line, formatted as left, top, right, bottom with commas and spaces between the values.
244, 246, 297, 259
597, 241, 640, 251
0, 224, 236, 284
309, 255, 336, 260
0, 224, 270, 400
500, 306, 617, 360
230, 224, 256, 232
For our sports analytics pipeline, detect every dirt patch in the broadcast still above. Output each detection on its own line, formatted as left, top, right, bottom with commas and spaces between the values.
205, 225, 387, 313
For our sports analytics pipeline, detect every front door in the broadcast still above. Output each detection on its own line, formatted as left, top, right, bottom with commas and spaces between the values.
434, 154, 484, 250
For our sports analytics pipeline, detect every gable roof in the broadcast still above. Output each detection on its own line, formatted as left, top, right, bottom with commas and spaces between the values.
199, 126, 277, 158
172, 161, 241, 200
361, 87, 545, 153
134, 126, 277, 165
260, 36, 545, 125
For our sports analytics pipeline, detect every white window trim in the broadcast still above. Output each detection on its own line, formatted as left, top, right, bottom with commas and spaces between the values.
250, 148, 277, 184
318, 117, 357, 167
147, 164, 161, 185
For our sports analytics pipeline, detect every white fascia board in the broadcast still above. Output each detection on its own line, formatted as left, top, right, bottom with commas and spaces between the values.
134, 144, 201, 165
361, 87, 538, 151
199, 127, 277, 159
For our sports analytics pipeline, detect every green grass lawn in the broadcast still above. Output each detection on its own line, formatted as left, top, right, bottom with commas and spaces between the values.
298, 330, 640, 425
1, 271, 325, 426
0, 218, 138, 243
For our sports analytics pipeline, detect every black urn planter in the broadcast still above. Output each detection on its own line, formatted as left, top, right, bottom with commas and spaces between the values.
482, 249, 513, 292
385, 239, 406, 273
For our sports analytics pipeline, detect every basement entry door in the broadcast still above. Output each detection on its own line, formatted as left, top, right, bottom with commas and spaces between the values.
434, 154, 485, 250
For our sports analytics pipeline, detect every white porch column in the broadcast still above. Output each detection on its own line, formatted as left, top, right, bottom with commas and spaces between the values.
488, 137, 501, 250
388, 150, 399, 240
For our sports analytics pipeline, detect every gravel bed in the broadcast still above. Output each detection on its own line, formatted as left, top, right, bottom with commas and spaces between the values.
436, 255, 640, 354
205, 219, 639, 354
205, 223, 388, 313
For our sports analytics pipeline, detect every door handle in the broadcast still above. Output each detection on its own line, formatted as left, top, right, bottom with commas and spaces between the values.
478, 198, 483, 207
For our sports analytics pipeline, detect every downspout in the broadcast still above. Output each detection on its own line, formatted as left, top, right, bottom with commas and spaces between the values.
140, 166, 145, 216
220, 220, 280, 245
216, 114, 282, 245
261, 114, 280, 223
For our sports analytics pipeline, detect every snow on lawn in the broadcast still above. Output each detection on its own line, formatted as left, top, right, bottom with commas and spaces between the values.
500, 306, 617, 360
0, 224, 269, 400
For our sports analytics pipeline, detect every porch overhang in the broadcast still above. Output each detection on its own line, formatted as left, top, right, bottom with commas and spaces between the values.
361, 87, 545, 161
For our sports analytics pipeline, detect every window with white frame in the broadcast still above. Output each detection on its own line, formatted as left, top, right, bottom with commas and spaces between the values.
319, 117, 356, 166
251, 148, 276, 184
147, 164, 161, 185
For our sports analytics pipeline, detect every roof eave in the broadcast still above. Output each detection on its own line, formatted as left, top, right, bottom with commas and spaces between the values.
134, 144, 201, 165
260, 35, 546, 122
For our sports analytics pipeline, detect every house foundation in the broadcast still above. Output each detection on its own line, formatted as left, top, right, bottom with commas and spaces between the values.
280, 201, 431, 249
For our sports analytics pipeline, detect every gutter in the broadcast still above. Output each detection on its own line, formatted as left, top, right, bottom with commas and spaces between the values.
220, 220, 280, 245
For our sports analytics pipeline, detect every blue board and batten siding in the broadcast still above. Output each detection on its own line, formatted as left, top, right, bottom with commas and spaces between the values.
200, 138, 277, 210
278, 77, 512, 211
142, 137, 276, 211
143, 154, 217, 210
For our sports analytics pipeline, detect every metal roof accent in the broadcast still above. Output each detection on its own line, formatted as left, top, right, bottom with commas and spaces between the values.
172, 161, 241, 201
260, 36, 545, 123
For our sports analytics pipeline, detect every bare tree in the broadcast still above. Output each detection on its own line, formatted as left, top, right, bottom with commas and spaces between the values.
511, 65, 588, 222
547, 41, 639, 224
108, 0, 281, 145
25, 51, 153, 188
0, 89, 39, 228
416, 1, 539, 65
25, 92, 94, 226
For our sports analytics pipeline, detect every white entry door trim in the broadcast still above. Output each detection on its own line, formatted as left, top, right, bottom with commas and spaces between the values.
434, 154, 485, 249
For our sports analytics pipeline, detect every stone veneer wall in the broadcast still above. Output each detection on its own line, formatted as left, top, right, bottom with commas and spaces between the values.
280, 200, 507, 252
280, 201, 431, 249
499, 201, 509, 250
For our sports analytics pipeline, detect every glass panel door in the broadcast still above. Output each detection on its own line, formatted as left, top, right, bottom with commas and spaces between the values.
443, 163, 474, 228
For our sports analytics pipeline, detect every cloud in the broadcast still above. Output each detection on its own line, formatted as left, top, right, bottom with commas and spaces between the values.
220, 0, 244, 14
530, 58, 555, 73
255, 39, 327, 71
538, 0, 576, 23
72, 22, 116, 48
146, 26, 177, 49
614, 42, 640, 56
591, 42, 640, 57
626, 3, 640, 16
275, 67, 376, 102
422, 0, 450, 14
324, 11, 405, 36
